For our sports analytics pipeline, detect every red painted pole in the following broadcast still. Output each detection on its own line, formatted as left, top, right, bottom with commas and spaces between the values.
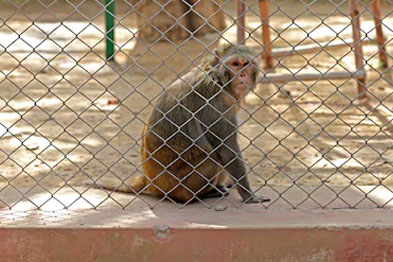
236, 0, 245, 44
260, 0, 273, 69
372, 0, 388, 68
349, 0, 368, 102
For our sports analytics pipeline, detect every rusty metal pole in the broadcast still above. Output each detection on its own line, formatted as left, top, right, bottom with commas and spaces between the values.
236, 0, 245, 44
259, 0, 273, 69
371, 0, 388, 68
349, 0, 368, 102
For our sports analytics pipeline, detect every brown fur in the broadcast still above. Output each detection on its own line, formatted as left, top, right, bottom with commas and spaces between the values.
138, 125, 226, 202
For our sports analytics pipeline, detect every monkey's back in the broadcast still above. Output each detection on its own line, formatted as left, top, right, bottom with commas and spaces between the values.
140, 69, 225, 202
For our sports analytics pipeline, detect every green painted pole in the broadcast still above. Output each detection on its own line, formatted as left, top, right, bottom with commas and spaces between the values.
105, 0, 115, 61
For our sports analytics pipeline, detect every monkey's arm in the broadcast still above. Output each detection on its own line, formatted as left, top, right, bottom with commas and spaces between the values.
184, 119, 215, 153
209, 117, 269, 204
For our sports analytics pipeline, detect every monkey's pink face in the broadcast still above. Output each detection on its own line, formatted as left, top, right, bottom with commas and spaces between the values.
226, 57, 259, 90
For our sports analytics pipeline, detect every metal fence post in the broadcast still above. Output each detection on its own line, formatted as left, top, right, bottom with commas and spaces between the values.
105, 0, 115, 61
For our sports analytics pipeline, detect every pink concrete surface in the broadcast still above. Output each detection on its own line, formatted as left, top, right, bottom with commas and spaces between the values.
1, 227, 393, 262
1, 185, 393, 261
1, 208, 393, 261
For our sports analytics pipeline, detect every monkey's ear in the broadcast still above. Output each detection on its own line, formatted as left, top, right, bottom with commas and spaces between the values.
212, 50, 221, 66
211, 43, 233, 66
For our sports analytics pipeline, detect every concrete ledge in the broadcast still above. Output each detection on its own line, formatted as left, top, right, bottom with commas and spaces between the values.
1, 208, 393, 262
1, 225, 393, 262
1, 186, 393, 261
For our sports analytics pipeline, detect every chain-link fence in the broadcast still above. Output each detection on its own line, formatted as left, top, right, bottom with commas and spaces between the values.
0, 0, 392, 210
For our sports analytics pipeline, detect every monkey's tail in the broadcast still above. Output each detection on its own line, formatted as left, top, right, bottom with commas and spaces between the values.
88, 175, 148, 194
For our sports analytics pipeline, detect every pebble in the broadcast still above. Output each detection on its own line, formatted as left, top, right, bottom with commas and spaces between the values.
215, 204, 228, 211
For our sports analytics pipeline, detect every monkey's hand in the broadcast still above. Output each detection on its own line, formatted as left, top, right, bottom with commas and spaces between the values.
245, 195, 271, 204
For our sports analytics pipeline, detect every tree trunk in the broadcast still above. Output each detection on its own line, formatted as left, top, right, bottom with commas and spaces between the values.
136, 0, 226, 42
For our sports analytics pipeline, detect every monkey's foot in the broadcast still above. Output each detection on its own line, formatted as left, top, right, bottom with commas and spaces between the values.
245, 195, 271, 204
203, 186, 230, 199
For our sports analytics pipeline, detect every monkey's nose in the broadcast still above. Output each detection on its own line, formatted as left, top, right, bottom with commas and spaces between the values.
239, 58, 248, 66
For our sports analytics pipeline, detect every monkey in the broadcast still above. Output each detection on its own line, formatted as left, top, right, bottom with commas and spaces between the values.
94, 44, 271, 204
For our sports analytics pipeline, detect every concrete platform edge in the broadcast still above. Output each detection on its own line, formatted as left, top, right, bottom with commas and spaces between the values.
1, 226, 393, 261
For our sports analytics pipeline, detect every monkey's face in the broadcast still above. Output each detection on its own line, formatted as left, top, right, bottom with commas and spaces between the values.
225, 55, 259, 92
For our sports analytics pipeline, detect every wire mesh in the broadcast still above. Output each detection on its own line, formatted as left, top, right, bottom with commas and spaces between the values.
0, 0, 392, 210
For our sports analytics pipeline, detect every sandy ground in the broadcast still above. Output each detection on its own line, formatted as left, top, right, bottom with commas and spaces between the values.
0, 0, 393, 209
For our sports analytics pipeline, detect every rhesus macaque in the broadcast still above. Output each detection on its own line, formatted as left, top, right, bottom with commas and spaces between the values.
96, 44, 270, 204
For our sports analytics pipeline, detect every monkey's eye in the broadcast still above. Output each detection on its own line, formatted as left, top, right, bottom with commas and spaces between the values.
232, 61, 240, 67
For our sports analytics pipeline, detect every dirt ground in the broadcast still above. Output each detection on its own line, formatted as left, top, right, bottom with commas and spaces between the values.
0, 0, 393, 209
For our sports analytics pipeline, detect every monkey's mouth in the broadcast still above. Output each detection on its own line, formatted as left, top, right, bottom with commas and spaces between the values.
236, 75, 256, 90
237, 81, 256, 91
236, 83, 253, 96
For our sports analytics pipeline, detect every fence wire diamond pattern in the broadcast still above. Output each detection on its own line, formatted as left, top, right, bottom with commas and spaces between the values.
0, 0, 392, 210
